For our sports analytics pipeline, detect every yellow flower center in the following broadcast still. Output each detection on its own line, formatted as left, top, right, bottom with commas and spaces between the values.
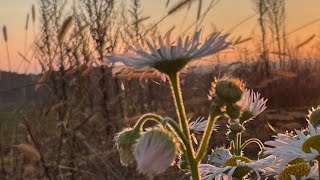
287, 158, 305, 166
277, 162, 311, 180
301, 134, 320, 153
223, 156, 252, 179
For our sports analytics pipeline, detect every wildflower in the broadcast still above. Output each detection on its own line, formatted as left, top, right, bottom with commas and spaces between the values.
275, 162, 318, 180
264, 123, 320, 170
134, 129, 177, 176
188, 117, 218, 144
208, 148, 232, 166
188, 117, 218, 133
238, 89, 267, 124
106, 30, 230, 74
308, 105, 320, 127
198, 148, 275, 180
114, 128, 141, 166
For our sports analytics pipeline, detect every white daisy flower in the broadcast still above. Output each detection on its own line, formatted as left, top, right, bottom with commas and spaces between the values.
188, 117, 219, 145
264, 123, 320, 171
238, 89, 267, 119
269, 160, 319, 180
188, 117, 219, 132
208, 148, 232, 166
196, 149, 275, 180
134, 129, 177, 176
106, 30, 230, 74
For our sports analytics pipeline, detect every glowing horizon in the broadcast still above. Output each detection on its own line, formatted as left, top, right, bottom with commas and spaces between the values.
0, 0, 319, 74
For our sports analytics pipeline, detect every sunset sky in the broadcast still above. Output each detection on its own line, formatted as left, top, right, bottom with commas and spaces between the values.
0, 0, 320, 73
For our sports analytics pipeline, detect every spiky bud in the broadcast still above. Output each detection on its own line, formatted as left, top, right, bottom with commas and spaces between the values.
229, 122, 245, 133
115, 128, 141, 166
308, 106, 320, 127
215, 80, 243, 104
226, 104, 241, 119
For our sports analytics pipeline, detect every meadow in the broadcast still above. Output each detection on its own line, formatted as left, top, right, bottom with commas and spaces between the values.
0, 0, 320, 179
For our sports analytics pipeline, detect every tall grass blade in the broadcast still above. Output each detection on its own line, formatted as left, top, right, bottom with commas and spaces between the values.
58, 16, 73, 42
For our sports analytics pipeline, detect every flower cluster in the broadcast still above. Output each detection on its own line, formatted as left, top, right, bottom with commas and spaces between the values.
110, 30, 319, 180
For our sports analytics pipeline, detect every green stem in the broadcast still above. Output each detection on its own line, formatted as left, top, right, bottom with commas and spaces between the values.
167, 73, 199, 179
195, 114, 217, 162
168, 73, 194, 151
317, 158, 320, 179
240, 138, 264, 151
164, 118, 195, 159
236, 133, 242, 156
163, 118, 189, 149
133, 113, 163, 131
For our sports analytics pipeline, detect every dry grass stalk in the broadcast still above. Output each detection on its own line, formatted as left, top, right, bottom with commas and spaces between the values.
25, 14, 30, 30
58, 16, 73, 42
31, 5, 35, 23
2, 25, 11, 71
2, 26, 7, 42
168, 0, 194, 15
295, 34, 315, 50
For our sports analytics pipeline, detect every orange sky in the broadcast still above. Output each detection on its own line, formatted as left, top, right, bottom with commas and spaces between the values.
0, 0, 320, 73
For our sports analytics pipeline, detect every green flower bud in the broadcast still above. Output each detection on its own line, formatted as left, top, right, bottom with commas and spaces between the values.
227, 131, 237, 141
226, 104, 241, 119
215, 80, 243, 104
308, 106, 320, 127
115, 128, 141, 166
212, 94, 225, 107
229, 122, 245, 133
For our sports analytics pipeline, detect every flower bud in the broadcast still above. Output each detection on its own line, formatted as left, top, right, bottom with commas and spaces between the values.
211, 94, 225, 107
215, 80, 243, 104
308, 106, 320, 127
134, 129, 177, 176
229, 122, 245, 133
226, 104, 241, 119
115, 128, 141, 166
227, 131, 237, 141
